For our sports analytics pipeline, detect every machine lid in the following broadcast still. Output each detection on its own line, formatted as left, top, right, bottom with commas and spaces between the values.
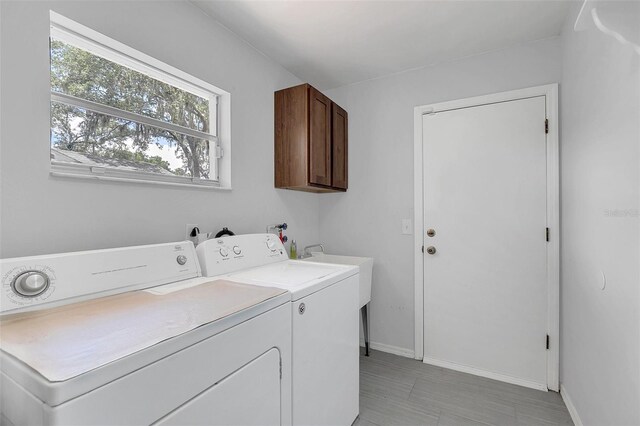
227, 260, 358, 299
0, 279, 286, 383
228, 261, 341, 285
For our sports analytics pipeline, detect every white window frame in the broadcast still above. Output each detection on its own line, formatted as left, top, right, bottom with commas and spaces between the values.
49, 11, 232, 189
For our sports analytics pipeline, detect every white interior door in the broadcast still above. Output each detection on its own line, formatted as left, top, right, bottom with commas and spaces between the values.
422, 96, 548, 389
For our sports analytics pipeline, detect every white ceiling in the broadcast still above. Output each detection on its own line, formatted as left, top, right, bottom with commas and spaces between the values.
193, 1, 572, 90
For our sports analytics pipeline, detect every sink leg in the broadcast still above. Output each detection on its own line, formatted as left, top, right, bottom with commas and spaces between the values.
361, 304, 370, 357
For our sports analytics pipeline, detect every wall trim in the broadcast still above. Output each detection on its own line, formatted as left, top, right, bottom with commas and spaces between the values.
361, 341, 415, 359
423, 356, 548, 391
561, 384, 584, 426
413, 84, 560, 391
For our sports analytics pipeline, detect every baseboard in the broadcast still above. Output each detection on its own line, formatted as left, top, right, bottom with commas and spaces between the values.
560, 384, 583, 426
360, 340, 415, 358
422, 356, 547, 391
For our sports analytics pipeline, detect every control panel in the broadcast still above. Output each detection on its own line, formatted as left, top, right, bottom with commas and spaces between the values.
196, 233, 288, 277
0, 241, 200, 315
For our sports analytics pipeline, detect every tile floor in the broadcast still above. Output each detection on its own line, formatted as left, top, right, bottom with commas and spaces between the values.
355, 349, 573, 426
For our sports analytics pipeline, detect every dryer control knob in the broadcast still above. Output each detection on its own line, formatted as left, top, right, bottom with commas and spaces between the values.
12, 271, 50, 297
233, 246, 242, 255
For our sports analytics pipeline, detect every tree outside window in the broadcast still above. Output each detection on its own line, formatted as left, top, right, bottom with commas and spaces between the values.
50, 40, 214, 179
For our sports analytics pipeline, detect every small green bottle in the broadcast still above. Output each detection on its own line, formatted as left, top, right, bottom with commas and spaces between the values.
289, 240, 297, 259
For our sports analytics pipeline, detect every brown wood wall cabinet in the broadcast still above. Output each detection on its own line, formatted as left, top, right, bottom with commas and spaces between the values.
275, 83, 348, 193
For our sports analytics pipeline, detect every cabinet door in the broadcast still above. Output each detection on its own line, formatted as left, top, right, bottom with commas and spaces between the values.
308, 87, 332, 186
332, 103, 348, 190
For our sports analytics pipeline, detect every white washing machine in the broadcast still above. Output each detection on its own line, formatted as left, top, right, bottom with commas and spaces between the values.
196, 234, 360, 426
0, 241, 292, 426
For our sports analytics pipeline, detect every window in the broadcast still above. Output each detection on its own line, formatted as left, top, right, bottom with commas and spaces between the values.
49, 12, 230, 188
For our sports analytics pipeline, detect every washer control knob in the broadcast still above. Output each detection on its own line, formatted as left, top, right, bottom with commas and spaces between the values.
266, 241, 277, 251
13, 271, 50, 297
233, 246, 242, 255
219, 248, 229, 257
176, 255, 187, 265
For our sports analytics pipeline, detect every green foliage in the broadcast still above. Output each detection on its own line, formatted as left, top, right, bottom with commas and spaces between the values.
50, 40, 211, 178
103, 149, 172, 171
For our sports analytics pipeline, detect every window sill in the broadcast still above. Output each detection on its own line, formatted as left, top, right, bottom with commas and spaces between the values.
50, 163, 232, 191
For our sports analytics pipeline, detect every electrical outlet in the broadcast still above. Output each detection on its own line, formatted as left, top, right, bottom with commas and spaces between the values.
401, 219, 413, 235
185, 223, 199, 240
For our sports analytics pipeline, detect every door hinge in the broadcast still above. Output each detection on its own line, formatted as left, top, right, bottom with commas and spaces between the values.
546, 227, 550, 242
545, 119, 549, 134
546, 334, 550, 350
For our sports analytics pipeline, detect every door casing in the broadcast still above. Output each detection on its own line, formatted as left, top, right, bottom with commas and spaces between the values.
413, 84, 560, 391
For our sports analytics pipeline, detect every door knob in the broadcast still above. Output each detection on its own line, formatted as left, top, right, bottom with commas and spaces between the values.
426, 246, 436, 255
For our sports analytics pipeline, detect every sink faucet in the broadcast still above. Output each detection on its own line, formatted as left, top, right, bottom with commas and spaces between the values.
302, 244, 325, 258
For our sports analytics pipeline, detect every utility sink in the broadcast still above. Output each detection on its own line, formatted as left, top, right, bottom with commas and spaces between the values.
302, 253, 373, 309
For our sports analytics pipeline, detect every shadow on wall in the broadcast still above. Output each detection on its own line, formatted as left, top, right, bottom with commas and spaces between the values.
574, 0, 640, 55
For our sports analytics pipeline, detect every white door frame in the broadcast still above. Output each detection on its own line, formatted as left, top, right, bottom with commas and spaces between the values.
413, 84, 560, 391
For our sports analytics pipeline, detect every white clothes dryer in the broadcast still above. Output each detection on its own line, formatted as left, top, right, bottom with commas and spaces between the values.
0, 241, 292, 426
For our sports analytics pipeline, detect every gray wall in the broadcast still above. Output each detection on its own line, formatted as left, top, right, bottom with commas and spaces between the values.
560, 3, 640, 424
0, 1, 319, 258
323, 36, 563, 354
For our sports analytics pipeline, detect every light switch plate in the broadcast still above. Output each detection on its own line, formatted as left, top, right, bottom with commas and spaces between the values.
401, 219, 413, 235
